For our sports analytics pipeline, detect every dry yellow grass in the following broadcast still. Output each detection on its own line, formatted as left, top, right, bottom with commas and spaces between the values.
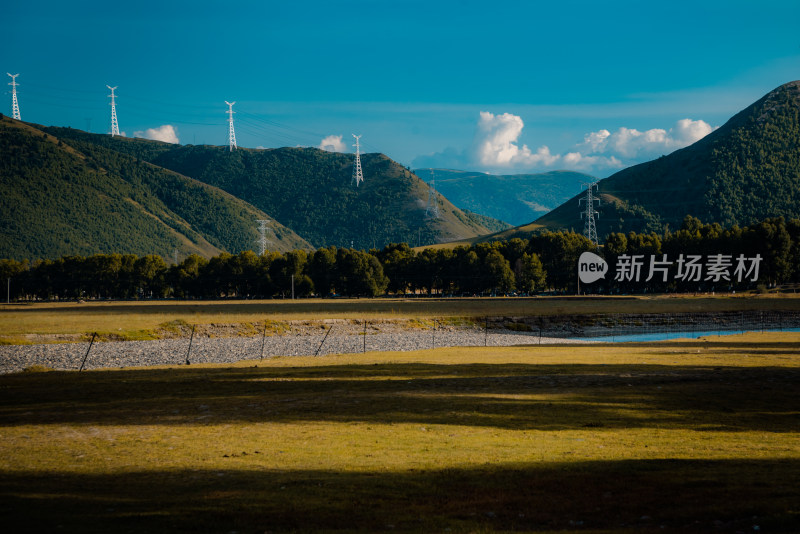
1, 333, 798, 532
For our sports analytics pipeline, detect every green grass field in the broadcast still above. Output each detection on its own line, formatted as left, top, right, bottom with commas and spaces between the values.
2, 294, 800, 342
1, 333, 798, 532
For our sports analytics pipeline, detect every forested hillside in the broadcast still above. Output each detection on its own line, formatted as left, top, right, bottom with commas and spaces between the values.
0, 118, 310, 260
151, 146, 495, 249
43, 128, 499, 250
520, 80, 800, 239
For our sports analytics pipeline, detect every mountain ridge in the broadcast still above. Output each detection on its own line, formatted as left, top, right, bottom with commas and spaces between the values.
2, 120, 499, 260
456, 80, 800, 244
39, 129, 498, 250
0, 117, 311, 260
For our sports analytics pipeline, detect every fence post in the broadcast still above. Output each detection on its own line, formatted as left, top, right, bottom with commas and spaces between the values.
363, 320, 367, 353
315, 326, 333, 357
432, 319, 436, 349
259, 322, 267, 360
78, 333, 97, 372
485, 317, 488, 347
185, 324, 195, 365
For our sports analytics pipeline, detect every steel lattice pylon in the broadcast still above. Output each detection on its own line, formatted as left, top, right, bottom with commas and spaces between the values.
225, 101, 237, 151
580, 181, 600, 246
7, 73, 21, 120
107, 85, 119, 136
352, 134, 363, 186
256, 219, 273, 255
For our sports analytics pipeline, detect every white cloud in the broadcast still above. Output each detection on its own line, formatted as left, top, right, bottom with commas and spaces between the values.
473, 111, 558, 167
413, 114, 716, 177
673, 118, 715, 145
318, 134, 347, 152
134, 125, 179, 144
578, 119, 714, 159
562, 152, 624, 172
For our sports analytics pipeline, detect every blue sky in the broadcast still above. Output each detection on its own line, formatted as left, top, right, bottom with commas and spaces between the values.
5, 0, 799, 177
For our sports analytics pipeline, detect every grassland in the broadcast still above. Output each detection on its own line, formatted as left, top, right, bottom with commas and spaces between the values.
2, 294, 800, 342
1, 333, 798, 532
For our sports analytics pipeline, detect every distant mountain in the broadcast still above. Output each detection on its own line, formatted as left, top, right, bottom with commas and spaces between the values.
414, 169, 590, 226
43, 128, 499, 250
0, 117, 310, 260
471, 80, 800, 243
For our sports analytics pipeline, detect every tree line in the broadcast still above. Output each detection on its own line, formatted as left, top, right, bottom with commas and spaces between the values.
1, 216, 798, 301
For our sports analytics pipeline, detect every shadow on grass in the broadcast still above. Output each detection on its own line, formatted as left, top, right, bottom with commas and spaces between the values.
1, 357, 798, 432
1, 459, 797, 533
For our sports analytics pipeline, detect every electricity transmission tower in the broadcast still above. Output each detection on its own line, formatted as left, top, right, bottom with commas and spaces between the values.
425, 169, 440, 219
352, 134, 363, 186
7, 73, 21, 120
107, 85, 120, 136
579, 181, 600, 246
256, 219, 273, 255
226, 101, 237, 151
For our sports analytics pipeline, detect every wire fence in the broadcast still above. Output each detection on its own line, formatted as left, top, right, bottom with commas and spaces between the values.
2, 311, 799, 374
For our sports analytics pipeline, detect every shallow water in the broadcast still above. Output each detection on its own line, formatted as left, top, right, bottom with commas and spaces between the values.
575, 327, 800, 343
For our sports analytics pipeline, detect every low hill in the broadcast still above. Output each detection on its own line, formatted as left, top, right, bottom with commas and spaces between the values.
532, 80, 800, 238
0, 118, 310, 260
459, 80, 800, 245
43, 129, 498, 250
414, 169, 590, 226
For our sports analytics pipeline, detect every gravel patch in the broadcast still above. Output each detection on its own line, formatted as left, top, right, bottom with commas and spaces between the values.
0, 327, 584, 374
4, 310, 795, 375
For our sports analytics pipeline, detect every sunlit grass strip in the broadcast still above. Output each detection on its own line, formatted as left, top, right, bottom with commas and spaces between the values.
0, 334, 798, 532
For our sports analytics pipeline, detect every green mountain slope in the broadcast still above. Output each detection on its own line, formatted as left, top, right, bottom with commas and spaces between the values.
1, 118, 310, 260
414, 169, 590, 226
478, 80, 800, 243
43, 131, 496, 249
155, 146, 496, 249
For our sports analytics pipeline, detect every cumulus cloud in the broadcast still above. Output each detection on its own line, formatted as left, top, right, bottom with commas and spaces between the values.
412, 113, 715, 177
318, 134, 347, 152
474, 111, 558, 167
578, 119, 714, 159
673, 118, 715, 145
413, 111, 562, 172
562, 151, 624, 172
134, 125, 179, 144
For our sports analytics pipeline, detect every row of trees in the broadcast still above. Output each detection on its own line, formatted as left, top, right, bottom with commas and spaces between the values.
1, 216, 798, 300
